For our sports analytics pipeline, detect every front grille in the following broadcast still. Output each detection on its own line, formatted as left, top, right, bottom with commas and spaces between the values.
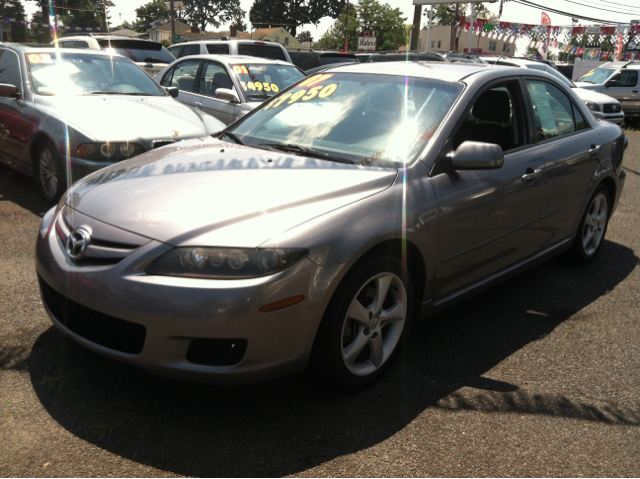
604, 104, 622, 114
187, 338, 247, 366
39, 276, 146, 354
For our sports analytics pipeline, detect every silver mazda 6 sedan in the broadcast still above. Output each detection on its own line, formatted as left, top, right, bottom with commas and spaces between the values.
36, 62, 627, 389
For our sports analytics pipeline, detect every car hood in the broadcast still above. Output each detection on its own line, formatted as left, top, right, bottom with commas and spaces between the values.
573, 87, 618, 104
66, 137, 398, 247
573, 82, 604, 91
34, 95, 215, 141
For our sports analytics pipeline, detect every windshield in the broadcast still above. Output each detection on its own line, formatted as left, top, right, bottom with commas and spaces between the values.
577, 68, 616, 84
26, 52, 165, 96
231, 63, 305, 101
98, 39, 175, 64
227, 72, 463, 167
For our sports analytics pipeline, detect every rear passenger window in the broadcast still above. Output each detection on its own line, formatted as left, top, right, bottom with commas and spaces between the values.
168, 46, 182, 58
206, 44, 230, 54
161, 60, 200, 92
237, 44, 286, 61
0, 50, 21, 87
182, 44, 200, 56
76, 41, 89, 48
526, 80, 576, 141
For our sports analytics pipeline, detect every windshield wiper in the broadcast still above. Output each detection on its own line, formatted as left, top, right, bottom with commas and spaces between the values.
88, 91, 150, 96
258, 143, 355, 164
222, 131, 244, 145
246, 92, 269, 99
579, 80, 595, 84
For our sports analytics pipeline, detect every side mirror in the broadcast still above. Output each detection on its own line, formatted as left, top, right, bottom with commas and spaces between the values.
605, 79, 617, 88
450, 141, 504, 170
215, 88, 240, 103
164, 86, 179, 98
0, 83, 18, 98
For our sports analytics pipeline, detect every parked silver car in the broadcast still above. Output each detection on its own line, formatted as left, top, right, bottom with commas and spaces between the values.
155, 55, 305, 125
0, 45, 225, 202
37, 62, 627, 389
575, 61, 640, 121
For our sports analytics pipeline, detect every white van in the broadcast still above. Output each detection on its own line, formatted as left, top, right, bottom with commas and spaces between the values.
167, 39, 292, 63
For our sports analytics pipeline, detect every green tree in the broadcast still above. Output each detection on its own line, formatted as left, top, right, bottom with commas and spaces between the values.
0, 0, 29, 42
315, 0, 406, 51
430, 3, 496, 25
229, 9, 248, 32
181, 0, 243, 31
135, 0, 170, 26
296, 30, 313, 43
54, 0, 105, 30
249, 0, 343, 36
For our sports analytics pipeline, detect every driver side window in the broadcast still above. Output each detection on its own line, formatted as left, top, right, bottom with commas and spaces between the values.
452, 82, 524, 153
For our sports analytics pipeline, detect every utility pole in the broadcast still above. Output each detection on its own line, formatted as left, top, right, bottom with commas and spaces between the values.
410, 4, 422, 51
170, 0, 175, 41
468, 4, 475, 54
344, 0, 349, 52
40, 0, 51, 43
425, 6, 432, 52
450, 3, 459, 53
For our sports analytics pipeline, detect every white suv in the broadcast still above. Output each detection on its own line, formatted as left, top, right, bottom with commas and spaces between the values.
52, 35, 175, 76
167, 39, 292, 63
485, 56, 625, 125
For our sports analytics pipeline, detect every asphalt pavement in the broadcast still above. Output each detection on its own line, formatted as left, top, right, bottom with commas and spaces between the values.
0, 130, 639, 477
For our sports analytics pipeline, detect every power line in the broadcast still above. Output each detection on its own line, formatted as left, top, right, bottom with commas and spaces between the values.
564, 0, 640, 16
569, 0, 640, 11
512, 0, 622, 24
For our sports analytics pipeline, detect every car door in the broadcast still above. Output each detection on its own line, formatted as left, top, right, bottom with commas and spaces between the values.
158, 59, 202, 108
195, 61, 242, 125
602, 68, 639, 117
0, 49, 29, 168
431, 79, 546, 299
523, 78, 603, 248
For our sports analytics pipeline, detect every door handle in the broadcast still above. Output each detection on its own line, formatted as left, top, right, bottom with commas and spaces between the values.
633, 90, 638, 93
521, 168, 542, 182
589, 144, 601, 155
194, 102, 203, 107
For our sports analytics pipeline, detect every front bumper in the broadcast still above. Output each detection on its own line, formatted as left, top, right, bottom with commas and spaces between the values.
591, 111, 625, 125
35, 209, 342, 384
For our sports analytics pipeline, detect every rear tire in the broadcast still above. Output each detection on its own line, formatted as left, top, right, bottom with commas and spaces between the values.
310, 255, 413, 391
572, 185, 610, 264
35, 140, 65, 204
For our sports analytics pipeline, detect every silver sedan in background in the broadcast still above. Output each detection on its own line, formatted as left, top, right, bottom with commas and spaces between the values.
37, 63, 627, 390
155, 55, 305, 125
0, 45, 224, 203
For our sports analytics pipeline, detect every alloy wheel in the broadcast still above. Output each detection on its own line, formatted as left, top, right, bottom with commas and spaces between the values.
582, 192, 608, 256
39, 148, 58, 200
341, 272, 407, 377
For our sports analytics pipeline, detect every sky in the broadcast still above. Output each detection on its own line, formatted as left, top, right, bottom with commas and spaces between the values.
21, 0, 640, 41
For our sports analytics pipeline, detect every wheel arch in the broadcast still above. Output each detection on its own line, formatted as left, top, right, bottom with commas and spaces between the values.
29, 131, 57, 165
598, 175, 616, 213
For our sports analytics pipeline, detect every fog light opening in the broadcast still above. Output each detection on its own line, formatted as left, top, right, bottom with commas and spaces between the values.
259, 294, 305, 313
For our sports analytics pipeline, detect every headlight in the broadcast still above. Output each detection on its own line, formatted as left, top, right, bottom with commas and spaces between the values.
585, 101, 601, 112
146, 247, 308, 279
76, 142, 145, 160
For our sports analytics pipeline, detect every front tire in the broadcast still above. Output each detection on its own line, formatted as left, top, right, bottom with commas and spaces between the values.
311, 256, 413, 390
35, 140, 65, 204
573, 185, 610, 264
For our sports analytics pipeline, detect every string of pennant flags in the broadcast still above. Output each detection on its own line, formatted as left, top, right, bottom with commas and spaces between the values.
458, 20, 640, 60
1, 16, 168, 32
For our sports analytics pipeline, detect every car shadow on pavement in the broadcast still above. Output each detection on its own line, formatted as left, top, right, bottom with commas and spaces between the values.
0, 163, 50, 216
26, 240, 638, 477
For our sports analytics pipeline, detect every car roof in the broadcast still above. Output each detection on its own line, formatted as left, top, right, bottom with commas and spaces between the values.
2, 44, 128, 56
180, 39, 284, 46
327, 61, 491, 82
172, 54, 293, 66
597, 61, 640, 69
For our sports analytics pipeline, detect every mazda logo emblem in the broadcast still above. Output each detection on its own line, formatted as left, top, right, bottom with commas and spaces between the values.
66, 228, 90, 261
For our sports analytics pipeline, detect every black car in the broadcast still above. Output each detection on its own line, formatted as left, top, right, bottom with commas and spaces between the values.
287, 49, 357, 74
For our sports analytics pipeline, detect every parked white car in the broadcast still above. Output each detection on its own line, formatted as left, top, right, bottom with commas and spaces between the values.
167, 39, 292, 63
484, 57, 625, 125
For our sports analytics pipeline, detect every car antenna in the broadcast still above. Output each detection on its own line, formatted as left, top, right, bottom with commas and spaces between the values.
621, 60, 635, 68
493, 53, 506, 65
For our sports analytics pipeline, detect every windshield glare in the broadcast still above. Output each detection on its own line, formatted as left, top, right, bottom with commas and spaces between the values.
577, 68, 616, 84
27, 52, 165, 96
232, 64, 305, 101
228, 73, 463, 167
